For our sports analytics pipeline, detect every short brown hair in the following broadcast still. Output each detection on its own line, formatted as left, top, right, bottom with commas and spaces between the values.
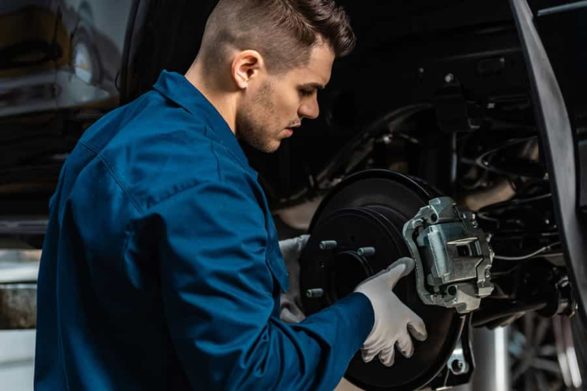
199, 0, 355, 73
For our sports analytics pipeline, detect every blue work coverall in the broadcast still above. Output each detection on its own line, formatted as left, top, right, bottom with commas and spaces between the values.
34, 70, 374, 390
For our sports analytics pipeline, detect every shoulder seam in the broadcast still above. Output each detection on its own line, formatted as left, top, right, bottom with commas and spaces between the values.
204, 125, 250, 168
79, 141, 145, 214
210, 141, 223, 182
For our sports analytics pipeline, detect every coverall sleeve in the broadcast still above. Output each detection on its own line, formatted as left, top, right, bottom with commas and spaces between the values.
151, 178, 374, 391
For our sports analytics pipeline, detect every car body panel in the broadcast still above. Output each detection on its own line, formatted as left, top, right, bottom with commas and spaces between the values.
512, 0, 587, 321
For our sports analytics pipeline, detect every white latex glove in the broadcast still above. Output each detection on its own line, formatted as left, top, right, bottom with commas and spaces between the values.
278, 235, 310, 323
354, 257, 428, 367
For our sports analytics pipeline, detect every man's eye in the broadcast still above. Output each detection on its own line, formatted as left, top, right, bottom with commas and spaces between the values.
299, 89, 314, 97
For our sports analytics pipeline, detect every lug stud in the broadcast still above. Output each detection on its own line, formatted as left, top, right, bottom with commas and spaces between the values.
319, 240, 338, 250
305, 288, 325, 298
357, 247, 376, 257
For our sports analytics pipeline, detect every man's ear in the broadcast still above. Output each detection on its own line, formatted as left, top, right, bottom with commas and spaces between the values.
231, 50, 265, 90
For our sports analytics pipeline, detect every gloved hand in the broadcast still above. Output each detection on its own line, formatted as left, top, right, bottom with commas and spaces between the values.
354, 257, 427, 367
278, 235, 310, 323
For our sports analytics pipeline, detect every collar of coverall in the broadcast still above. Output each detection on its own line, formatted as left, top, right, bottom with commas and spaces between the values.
153, 70, 253, 173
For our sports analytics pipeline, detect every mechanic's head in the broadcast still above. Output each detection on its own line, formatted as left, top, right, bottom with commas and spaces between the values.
186, 0, 355, 152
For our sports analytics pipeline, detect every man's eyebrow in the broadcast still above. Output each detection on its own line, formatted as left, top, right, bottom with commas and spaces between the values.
300, 83, 325, 90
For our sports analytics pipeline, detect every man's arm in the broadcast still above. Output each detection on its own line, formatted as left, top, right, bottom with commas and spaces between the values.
148, 179, 374, 390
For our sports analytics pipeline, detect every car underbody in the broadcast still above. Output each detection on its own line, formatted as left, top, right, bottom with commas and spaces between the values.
0, 0, 586, 390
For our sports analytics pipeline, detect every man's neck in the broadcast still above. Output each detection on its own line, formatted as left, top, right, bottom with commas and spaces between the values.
185, 62, 237, 135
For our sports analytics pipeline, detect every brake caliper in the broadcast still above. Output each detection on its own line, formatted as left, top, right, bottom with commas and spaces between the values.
403, 197, 494, 313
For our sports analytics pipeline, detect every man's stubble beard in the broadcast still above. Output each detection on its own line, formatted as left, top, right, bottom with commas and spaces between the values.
236, 81, 279, 153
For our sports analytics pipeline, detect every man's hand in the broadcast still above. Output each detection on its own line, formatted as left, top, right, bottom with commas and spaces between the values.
278, 235, 310, 323
354, 257, 427, 367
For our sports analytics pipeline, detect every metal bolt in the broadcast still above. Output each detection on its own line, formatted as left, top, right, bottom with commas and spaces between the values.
319, 240, 338, 250
357, 247, 376, 257
451, 360, 464, 373
305, 288, 324, 298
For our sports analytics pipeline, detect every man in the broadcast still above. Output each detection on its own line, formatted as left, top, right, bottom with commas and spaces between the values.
35, 0, 427, 390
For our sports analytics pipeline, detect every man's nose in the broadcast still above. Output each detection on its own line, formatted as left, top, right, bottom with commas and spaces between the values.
299, 98, 319, 120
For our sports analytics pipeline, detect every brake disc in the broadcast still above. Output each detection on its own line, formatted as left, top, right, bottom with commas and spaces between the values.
299, 170, 467, 390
